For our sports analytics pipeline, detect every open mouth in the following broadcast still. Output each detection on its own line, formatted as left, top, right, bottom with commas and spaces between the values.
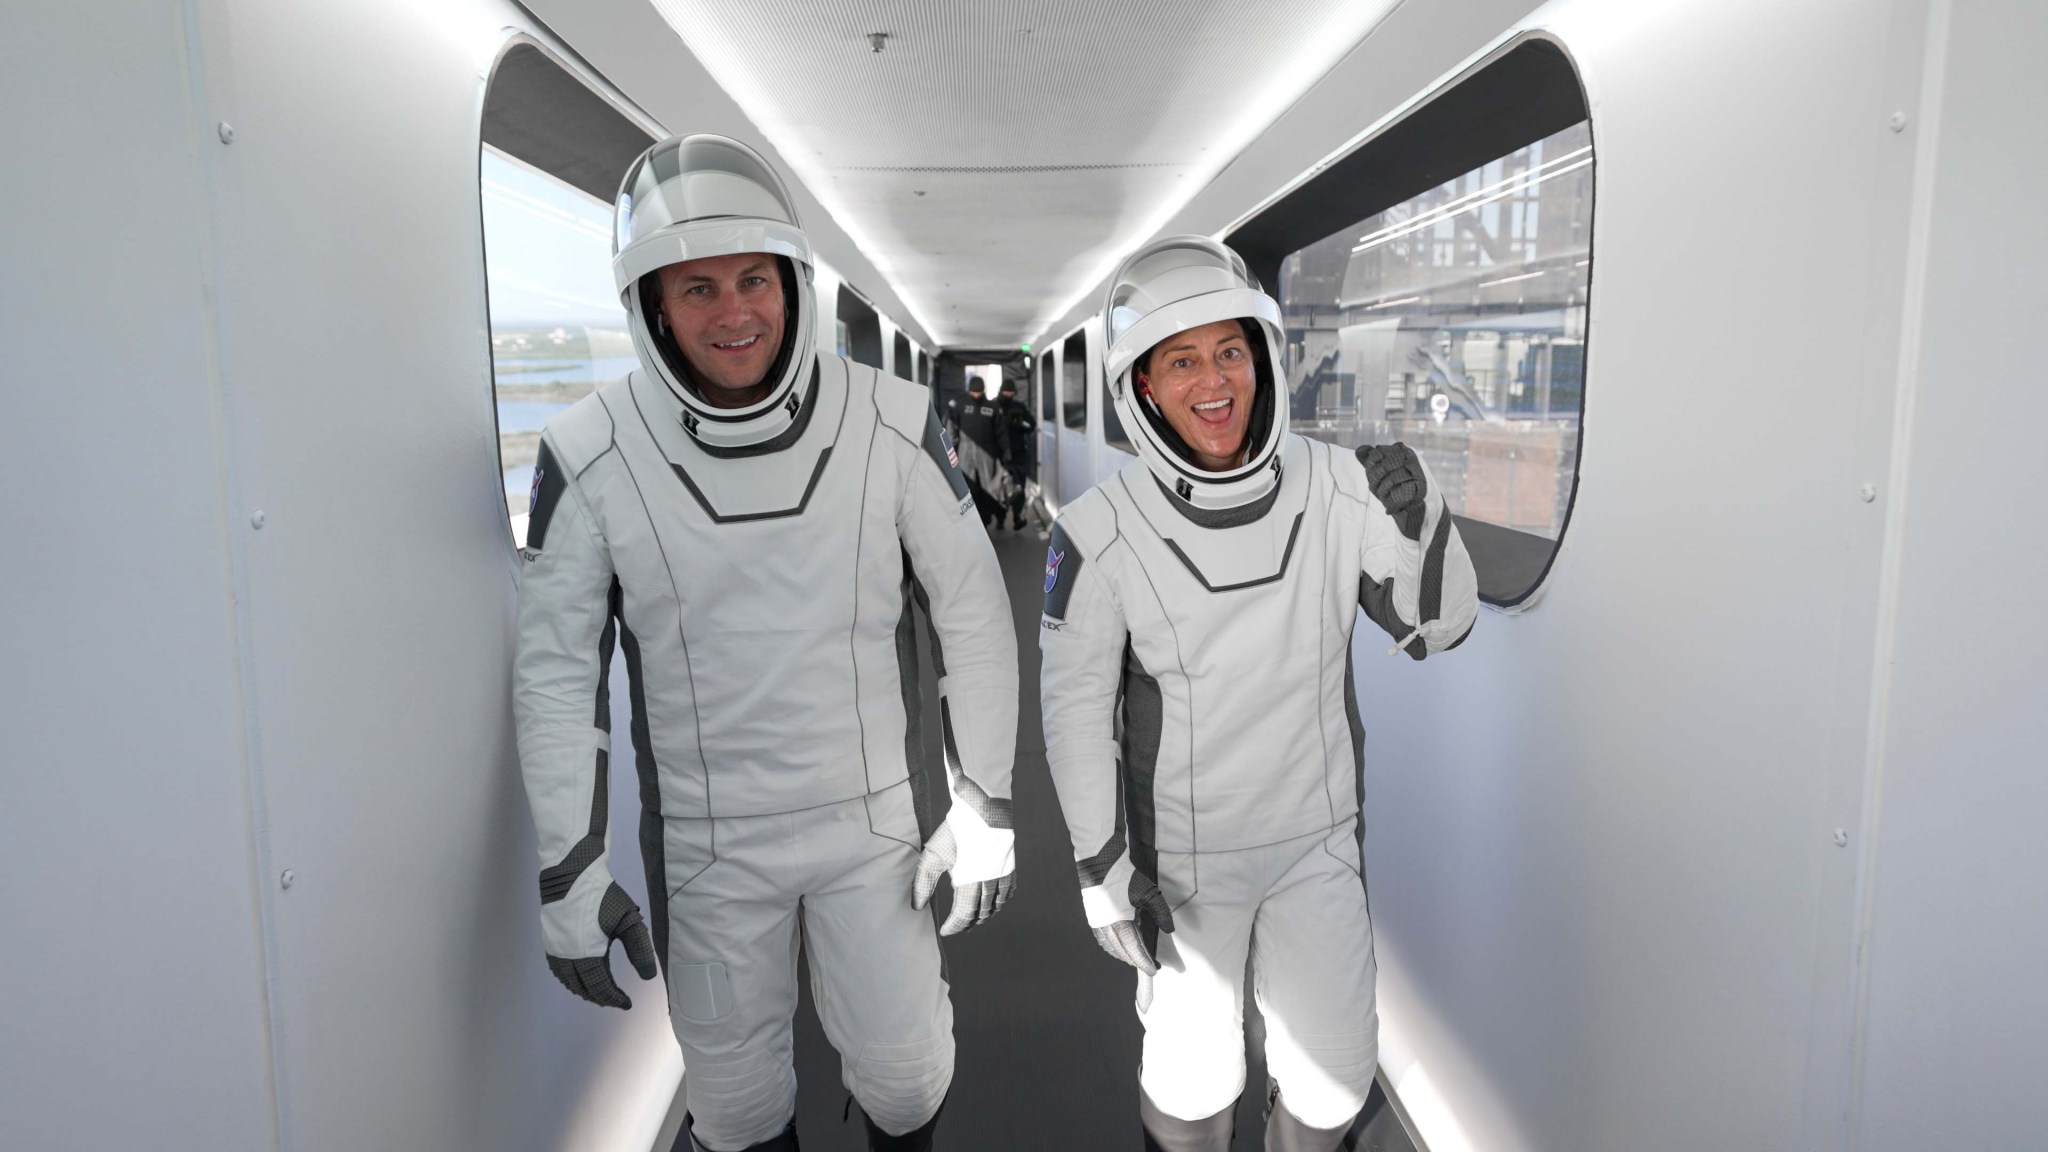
711, 335, 761, 352
1190, 397, 1234, 426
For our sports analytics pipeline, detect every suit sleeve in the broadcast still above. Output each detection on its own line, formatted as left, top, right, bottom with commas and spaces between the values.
1356, 454, 1480, 659
899, 406, 1019, 820
1037, 517, 1138, 926
513, 438, 622, 959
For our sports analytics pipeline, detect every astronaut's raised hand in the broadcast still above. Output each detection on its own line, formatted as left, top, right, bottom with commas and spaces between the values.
912, 799, 1017, 936
544, 881, 659, 1010
1082, 854, 1174, 975
1361, 441, 1429, 540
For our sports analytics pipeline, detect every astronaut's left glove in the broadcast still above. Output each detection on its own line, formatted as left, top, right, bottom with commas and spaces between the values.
1362, 442, 1428, 541
912, 799, 1018, 936
545, 880, 659, 1010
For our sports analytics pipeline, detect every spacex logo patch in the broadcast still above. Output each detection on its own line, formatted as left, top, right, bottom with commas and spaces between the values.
1044, 547, 1065, 595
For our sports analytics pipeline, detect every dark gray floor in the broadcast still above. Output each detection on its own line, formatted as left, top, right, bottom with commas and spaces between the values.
761, 529, 1412, 1151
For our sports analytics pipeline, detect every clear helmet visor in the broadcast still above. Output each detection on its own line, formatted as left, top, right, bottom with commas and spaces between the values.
1101, 235, 1287, 509
614, 135, 801, 254
609, 134, 819, 449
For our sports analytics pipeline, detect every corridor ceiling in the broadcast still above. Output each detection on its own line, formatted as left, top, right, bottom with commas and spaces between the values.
647, 0, 1400, 347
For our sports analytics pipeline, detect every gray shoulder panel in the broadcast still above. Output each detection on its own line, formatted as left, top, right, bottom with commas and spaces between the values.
542, 382, 622, 477
868, 359, 932, 443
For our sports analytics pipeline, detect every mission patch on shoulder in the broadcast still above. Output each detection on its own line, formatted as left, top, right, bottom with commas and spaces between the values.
525, 440, 568, 551
921, 405, 973, 512
1042, 520, 1084, 622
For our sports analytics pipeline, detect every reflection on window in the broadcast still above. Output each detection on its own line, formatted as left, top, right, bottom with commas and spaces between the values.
1280, 121, 1590, 543
1060, 333, 1087, 430
482, 147, 634, 547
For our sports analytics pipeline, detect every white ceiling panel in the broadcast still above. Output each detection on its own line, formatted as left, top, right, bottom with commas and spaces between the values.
648, 0, 1399, 345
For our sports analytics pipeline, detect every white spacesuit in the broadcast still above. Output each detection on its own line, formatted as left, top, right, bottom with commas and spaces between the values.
514, 136, 1018, 1152
1039, 237, 1478, 1151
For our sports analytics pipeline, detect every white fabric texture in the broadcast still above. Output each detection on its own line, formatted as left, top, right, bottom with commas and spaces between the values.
1039, 430, 1477, 1135
513, 352, 1015, 1141
665, 787, 954, 1148
515, 355, 1016, 824
1139, 826, 1379, 1130
1040, 433, 1477, 860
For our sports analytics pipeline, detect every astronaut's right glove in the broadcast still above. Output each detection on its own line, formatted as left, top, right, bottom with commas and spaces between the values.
1361, 442, 1428, 541
1081, 854, 1174, 976
913, 800, 1018, 936
545, 880, 659, 1010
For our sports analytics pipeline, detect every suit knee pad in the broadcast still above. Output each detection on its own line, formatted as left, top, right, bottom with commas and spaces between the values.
683, 1048, 797, 1151
1264, 1024, 1376, 1130
846, 1030, 953, 1136
1139, 1024, 1247, 1125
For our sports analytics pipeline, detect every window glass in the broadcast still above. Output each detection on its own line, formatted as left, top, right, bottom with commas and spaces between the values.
1279, 120, 1590, 546
481, 146, 634, 547
893, 332, 913, 380
838, 286, 882, 369
1039, 354, 1056, 420
1060, 332, 1088, 430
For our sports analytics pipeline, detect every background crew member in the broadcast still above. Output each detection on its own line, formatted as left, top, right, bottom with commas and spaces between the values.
514, 135, 1018, 1152
1039, 236, 1478, 1152
952, 377, 1006, 528
994, 380, 1039, 531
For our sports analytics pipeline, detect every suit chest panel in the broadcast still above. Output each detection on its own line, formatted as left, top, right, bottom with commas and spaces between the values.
597, 405, 896, 644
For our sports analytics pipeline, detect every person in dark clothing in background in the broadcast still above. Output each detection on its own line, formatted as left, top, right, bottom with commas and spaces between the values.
953, 378, 1006, 527
994, 380, 1038, 531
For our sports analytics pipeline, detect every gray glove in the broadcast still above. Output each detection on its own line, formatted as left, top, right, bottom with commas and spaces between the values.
546, 882, 658, 1010
1085, 865, 1174, 974
1360, 442, 1428, 541
912, 811, 1018, 936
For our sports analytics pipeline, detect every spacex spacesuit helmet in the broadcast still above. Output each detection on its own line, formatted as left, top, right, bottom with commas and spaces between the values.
1102, 235, 1286, 510
613, 134, 818, 448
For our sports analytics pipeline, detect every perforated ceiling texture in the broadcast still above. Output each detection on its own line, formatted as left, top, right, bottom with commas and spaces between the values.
647, 0, 1398, 346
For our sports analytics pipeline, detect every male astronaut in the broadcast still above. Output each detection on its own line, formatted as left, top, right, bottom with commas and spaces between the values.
514, 135, 1017, 1152
1039, 237, 1478, 1152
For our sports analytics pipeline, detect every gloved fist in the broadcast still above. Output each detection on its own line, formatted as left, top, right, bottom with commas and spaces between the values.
1360, 442, 1428, 541
546, 882, 658, 1010
913, 800, 1018, 936
1081, 856, 1174, 976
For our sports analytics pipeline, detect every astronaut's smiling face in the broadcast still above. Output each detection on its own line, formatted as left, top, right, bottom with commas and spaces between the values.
1138, 319, 1256, 472
657, 254, 787, 407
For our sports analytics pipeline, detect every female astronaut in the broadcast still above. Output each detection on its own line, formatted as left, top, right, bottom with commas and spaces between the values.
1039, 236, 1478, 1151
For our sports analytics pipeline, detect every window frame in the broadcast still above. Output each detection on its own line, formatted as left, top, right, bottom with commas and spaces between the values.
1059, 330, 1088, 431
477, 35, 657, 553
1225, 33, 1593, 610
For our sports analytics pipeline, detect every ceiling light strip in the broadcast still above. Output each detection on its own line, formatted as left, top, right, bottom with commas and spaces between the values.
1027, 0, 1405, 344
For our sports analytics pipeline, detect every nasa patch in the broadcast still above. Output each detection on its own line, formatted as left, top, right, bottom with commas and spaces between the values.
1041, 522, 1083, 620
525, 441, 568, 552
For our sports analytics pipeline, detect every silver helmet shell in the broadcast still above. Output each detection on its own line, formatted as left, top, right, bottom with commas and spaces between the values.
1101, 235, 1287, 510
612, 135, 818, 448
